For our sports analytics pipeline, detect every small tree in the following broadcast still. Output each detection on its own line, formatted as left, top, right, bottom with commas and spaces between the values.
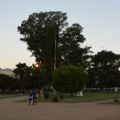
13, 63, 32, 92
52, 65, 87, 97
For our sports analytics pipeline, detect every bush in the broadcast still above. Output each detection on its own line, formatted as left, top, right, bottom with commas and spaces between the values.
114, 99, 119, 102
60, 94, 64, 100
53, 96, 58, 102
114, 95, 119, 102
44, 92, 49, 100
52, 65, 87, 97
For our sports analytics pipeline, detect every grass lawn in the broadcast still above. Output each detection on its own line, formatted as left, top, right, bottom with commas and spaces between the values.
0, 94, 24, 99
48, 91, 120, 103
102, 101, 120, 105
16, 91, 120, 103
2, 91, 120, 103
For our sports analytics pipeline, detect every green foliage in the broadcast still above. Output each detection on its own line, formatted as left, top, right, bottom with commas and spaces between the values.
52, 65, 87, 96
114, 95, 119, 102
18, 11, 91, 84
13, 63, 33, 91
0, 74, 20, 91
87, 50, 120, 89
60, 94, 64, 100
60, 24, 92, 68
53, 95, 58, 102
44, 92, 49, 100
18, 11, 68, 80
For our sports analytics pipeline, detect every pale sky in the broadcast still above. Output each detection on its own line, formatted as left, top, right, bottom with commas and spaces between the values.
0, 0, 120, 69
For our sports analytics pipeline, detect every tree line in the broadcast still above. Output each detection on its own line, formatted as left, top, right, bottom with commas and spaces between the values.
0, 11, 120, 94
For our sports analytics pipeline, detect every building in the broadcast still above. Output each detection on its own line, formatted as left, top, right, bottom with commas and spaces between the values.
0, 68, 15, 77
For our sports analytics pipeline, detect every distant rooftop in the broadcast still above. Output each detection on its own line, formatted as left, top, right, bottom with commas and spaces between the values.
0, 68, 14, 77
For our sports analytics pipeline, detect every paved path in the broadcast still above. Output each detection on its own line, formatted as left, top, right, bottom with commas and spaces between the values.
0, 96, 120, 120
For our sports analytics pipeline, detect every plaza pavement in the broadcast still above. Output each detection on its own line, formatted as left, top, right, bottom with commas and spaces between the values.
0, 96, 120, 120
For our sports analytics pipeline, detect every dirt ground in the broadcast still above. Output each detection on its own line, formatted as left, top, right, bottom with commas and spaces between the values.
0, 96, 120, 120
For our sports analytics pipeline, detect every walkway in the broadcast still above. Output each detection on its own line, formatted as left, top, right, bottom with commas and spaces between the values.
0, 96, 120, 120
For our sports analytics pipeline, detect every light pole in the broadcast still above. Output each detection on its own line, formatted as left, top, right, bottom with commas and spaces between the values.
33, 63, 41, 100
53, 22, 56, 70
52, 21, 57, 96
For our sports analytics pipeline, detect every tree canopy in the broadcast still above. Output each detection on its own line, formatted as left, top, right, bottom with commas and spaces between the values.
18, 11, 91, 81
0, 74, 20, 91
52, 65, 87, 96
87, 50, 120, 89
13, 63, 33, 91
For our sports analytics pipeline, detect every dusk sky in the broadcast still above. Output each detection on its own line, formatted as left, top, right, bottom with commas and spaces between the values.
0, 0, 120, 69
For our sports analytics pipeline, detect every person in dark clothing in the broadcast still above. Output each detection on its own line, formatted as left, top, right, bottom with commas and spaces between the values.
32, 89, 37, 105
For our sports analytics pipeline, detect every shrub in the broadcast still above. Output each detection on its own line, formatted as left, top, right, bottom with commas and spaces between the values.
114, 95, 119, 102
44, 92, 49, 100
52, 65, 87, 97
60, 94, 64, 100
53, 96, 58, 102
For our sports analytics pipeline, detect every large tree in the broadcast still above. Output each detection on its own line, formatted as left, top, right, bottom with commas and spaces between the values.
60, 23, 91, 68
18, 11, 68, 80
87, 50, 120, 89
18, 11, 91, 82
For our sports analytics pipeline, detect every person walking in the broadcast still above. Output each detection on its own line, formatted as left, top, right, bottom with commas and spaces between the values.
28, 90, 33, 105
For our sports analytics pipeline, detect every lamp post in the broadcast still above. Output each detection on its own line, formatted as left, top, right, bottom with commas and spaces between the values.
33, 63, 41, 100
53, 22, 56, 71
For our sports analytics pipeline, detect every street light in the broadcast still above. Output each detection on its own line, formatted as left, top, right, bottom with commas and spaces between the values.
33, 63, 41, 100
53, 22, 56, 71
35, 64, 40, 68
